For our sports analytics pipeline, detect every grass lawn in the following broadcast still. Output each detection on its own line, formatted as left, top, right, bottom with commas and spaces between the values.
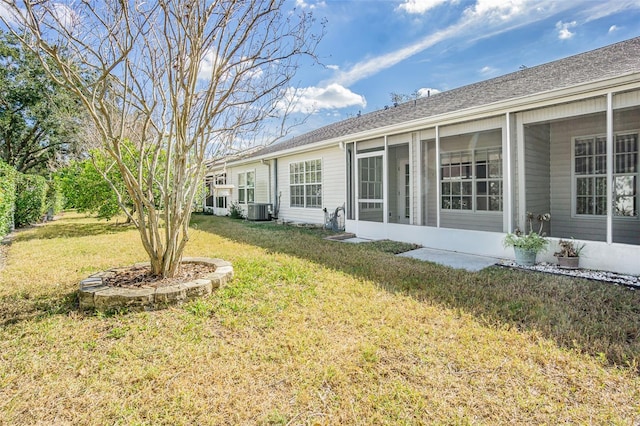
1, 212, 639, 424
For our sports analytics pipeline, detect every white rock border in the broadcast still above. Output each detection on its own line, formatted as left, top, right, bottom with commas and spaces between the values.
498, 260, 639, 290
79, 257, 233, 311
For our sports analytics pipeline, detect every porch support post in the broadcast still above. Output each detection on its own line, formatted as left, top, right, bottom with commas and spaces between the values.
415, 132, 422, 226
435, 126, 441, 228
606, 92, 613, 244
383, 135, 389, 224
516, 113, 526, 230
354, 141, 359, 222
504, 112, 513, 233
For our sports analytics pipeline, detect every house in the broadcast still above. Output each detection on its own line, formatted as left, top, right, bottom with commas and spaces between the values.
205, 37, 640, 275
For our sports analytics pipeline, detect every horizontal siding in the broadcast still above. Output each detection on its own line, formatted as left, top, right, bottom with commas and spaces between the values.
356, 137, 384, 152
277, 146, 345, 225
440, 212, 503, 232
420, 128, 436, 141
439, 116, 504, 137
388, 132, 411, 146
440, 128, 502, 152
613, 89, 640, 109
522, 96, 606, 124
524, 124, 551, 234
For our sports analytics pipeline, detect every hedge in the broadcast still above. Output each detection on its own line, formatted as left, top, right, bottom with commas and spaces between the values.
15, 173, 48, 228
0, 160, 17, 236
46, 177, 65, 216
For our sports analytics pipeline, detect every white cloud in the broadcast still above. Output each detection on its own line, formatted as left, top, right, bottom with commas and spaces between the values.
480, 65, 498, 75
581, 0, 640, 24
332, 29, 454, 87
51, 3, 80, 30
0, 3, 24, 25
397, 0, 454, 14
556, 20, 577, 40
608, 25, 618, 33
417, 87, 441, 97
198, 49, 219, 80
280, 83, 366, 114
463, 0, 528, 22
295, 0, 326, 9
326, 64, 340, 71
330, 0, 569, 87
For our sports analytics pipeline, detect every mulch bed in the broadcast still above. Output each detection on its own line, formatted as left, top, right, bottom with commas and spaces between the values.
104, 262, 217, 289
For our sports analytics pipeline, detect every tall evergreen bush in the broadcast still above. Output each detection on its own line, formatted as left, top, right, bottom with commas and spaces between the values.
14, 173, 48, 227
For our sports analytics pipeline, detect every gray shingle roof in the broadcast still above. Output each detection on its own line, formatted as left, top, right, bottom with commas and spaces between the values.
245, 36, 640, 159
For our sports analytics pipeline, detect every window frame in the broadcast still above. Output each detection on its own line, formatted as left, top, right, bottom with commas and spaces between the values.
571, 132, 639, 219
289, 159, 323, 209
439, 146, 503, 213
237, 170, 255, 205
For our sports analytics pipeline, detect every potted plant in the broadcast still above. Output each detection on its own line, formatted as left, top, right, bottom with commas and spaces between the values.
503, 212, 551, 266
554, 238, 585, 269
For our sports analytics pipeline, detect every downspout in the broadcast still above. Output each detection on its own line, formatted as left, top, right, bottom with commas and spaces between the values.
273, 158, 279, 218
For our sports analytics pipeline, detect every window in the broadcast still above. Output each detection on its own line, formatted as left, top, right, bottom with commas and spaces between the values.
289, 160, 322, 208
614, 134, 638, 217
574, 133, 638, 217
238, 171, 254, 204
440, 148, 502, 211
215, 173, 227, 185
216, 196, 227, 209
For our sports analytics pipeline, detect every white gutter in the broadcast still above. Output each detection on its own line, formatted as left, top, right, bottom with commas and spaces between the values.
223, 73, 640, 167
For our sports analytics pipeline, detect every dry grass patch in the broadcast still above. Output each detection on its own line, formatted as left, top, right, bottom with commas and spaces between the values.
0, 212, 639, 424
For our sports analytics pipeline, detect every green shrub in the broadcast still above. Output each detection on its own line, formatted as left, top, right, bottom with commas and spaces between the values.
0, 160, 17, 236
46, 177, 65, 216
229, 201, 244, 219
14, 173, 48, 227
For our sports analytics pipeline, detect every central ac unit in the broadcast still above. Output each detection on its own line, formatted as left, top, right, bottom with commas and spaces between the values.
247, 203, 272, 221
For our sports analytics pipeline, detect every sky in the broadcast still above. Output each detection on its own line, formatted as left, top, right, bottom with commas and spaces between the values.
284, 0, 640, 136
2, 0, 639, 144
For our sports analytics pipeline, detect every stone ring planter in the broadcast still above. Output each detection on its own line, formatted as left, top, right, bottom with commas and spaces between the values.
79, 257, 233, 312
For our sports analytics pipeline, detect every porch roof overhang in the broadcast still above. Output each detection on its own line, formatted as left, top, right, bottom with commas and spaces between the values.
224, 71, 640, 167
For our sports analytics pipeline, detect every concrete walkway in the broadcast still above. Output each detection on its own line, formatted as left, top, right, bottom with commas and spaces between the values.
397, 247, 498, 272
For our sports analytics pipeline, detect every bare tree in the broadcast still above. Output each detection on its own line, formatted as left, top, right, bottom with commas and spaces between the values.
2, 0, 322, 277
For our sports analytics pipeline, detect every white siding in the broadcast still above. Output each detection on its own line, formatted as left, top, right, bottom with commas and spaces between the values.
277, 146, 345, 225
439, 116, 504, 137
522, 96, 606, 124
524, 123, 551, 234
356, 137, 384, 152
230, 162, 270, 215
388, 132, 411, 146
613, 89, 640, 110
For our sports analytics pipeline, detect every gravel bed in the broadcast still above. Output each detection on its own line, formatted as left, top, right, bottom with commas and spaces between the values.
498, 260, 640, 290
